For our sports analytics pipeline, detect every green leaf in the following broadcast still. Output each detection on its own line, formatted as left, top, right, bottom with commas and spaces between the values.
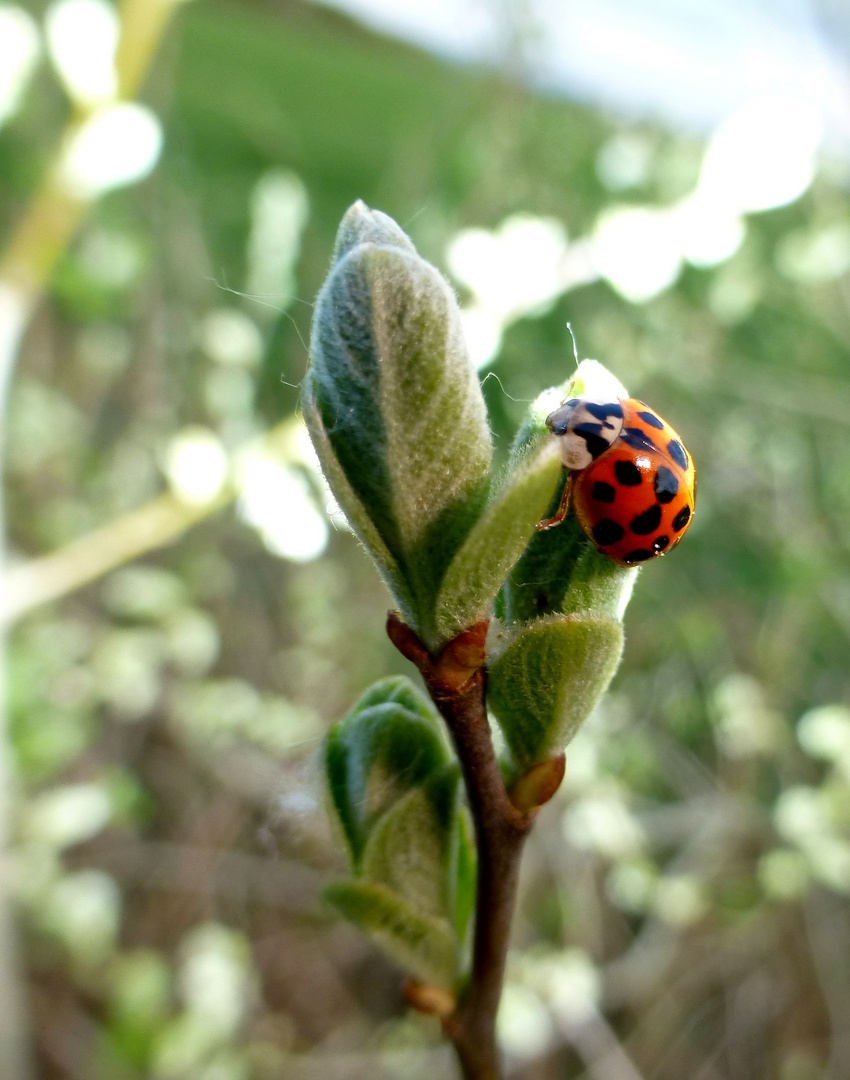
559, 545, 639, 622
487, 614, 625, 772
361, 786, 449, 918
306, 203, 492, 650
324, 881, 458, 988
324, 678, 450, 866
433, 439, 563, 642
330, 750, 473, 984
504, 498, 638, 624
359, 763, 472, 924
303, 389, 416, 622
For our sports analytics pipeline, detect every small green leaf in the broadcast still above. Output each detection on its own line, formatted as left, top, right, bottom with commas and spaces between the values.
324, 881, 458, 987
306, 203, 492, 650
487, 614, 625, 772
324, 678, 449, 866
330, 750, 473, 983
361, 786, 448, 918
434, 440, 563, 642
359, 763, 473, 928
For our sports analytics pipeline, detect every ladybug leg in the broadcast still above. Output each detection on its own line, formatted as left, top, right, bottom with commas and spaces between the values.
537, 471, 573, 531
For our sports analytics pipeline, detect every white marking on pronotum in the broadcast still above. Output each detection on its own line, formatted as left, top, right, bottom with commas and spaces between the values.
546, 397, 625, 470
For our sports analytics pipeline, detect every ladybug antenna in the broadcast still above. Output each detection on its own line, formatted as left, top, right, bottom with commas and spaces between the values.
566, 321, 580, 368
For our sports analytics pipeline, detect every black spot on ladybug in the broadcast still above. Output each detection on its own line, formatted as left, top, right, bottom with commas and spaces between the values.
667, 440, 689, 469
630, 505, 662, 535
586, 437, 613, 459
654, 465, 679, 503
592, 519, 625, 546
623, 548, 654, 563
574, 425, 611, 460
614, 460, 642, 486
585, 401, 624, 422
637, 410, 664, 429
672, 505, 691, 531
591, 481, 616, 503
653, 535, 669, 552
621, 428, 658, 453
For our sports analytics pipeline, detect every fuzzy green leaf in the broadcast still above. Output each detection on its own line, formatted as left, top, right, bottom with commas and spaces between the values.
303, 391, 416, 621
324, 881, 458, 987
359, 763, 471, 920
361, 786, 450, 919
348, 766, 473, 980
433, 439, 563, 642
487, 614, 625, 772
559, 545, 639, 621
324, 678, 450, 866
504, 493, 638, 624
306, 203, 492, 650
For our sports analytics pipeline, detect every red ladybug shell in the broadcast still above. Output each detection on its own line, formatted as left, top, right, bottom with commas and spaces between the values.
571, 399, 696, 566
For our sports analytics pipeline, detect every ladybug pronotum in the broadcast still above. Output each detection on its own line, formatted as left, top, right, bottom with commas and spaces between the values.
539, 396, 696, 566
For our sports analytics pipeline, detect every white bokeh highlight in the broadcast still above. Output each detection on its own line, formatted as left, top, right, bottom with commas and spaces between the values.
448, 215, 569, 322
44, 0, 118, 106
592, 205, 683, 304
246, 171, 310, 311
201, 308, 264, 368
58, 102, 163, 200
447, 214, 574, 369
671, 194, 745, 269
697, 96, 823, 215
237, 449, 328, 563
593, 96, 824, 302
0, 5, 41, 127
164, 428, 230, 507
449, 95, 826, 329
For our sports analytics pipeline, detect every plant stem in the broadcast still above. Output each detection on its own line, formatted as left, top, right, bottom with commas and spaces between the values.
429, 674, 532, 1080
386, 614, 543, 1080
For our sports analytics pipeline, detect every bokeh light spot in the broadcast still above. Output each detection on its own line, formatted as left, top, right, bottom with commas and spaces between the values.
58, 102, 163, 200
44, 0, 118, 106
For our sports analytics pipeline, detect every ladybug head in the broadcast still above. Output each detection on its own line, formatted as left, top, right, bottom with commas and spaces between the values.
545, 398, 580, 436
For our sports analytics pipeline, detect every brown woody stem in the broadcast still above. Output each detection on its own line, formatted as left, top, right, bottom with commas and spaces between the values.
387, 612, 559, 1080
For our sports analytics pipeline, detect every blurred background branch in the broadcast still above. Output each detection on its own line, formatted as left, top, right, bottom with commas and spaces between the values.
0, 414, 313, 626
0, 2, 188, 1076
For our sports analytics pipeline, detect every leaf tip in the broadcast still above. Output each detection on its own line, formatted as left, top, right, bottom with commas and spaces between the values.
333, 200, 417, 264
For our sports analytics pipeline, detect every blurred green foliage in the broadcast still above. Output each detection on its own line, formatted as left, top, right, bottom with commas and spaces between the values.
5, 1, 850, 1078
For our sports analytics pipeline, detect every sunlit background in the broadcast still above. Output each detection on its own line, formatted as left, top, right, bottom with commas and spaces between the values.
3, 0, 850, 1077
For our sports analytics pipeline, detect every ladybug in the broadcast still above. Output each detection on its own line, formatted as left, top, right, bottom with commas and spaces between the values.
538, 396, 696, 566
